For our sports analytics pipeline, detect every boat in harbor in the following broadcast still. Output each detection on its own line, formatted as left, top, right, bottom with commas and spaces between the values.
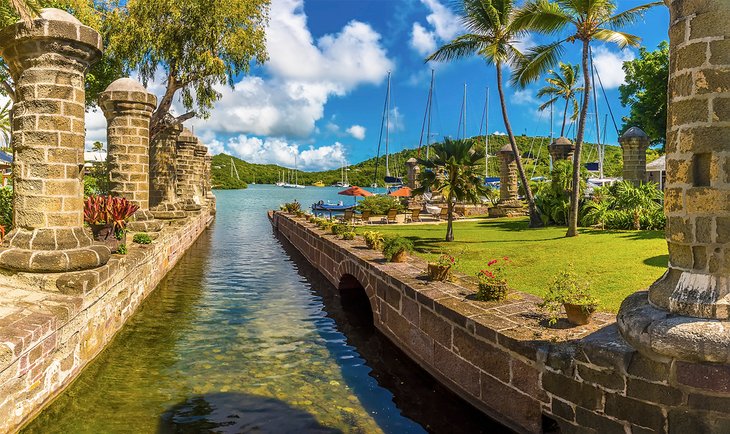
312, 180, 325, 187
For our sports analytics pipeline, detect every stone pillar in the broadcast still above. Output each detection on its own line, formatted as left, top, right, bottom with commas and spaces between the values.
149, 122, 185, 219
194, 142, 208, 203
0, 9, 110, 272
618, 0, 730, 363
203, 151, 216, 212
488, 144, 525, 218
406, 157, 420, 189
175, 128, 202, 211
98, 78, 163, 232
548, 137, 574, 162
619, 127, 650, 185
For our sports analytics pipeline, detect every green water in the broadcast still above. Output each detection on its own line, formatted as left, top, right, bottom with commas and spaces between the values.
22, 186, 506, 434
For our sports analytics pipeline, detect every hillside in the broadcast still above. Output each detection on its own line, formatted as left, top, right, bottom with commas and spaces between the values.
211, 134, 661, 189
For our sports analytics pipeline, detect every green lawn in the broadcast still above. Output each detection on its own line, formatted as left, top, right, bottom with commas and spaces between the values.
362, 218, 668, 313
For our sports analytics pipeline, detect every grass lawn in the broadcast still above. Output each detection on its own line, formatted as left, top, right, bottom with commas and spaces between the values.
361, 217, 668, 313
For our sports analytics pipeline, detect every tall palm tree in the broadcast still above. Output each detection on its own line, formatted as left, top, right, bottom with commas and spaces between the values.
512, 0, 662, 237
425, 0, 542, 228
536, 62, 582, 137
414, 138, 488, 242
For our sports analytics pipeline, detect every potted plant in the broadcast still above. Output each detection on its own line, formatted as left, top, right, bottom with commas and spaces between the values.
428, 253, 455, 281
382, 236, 413, 263
476, 258, 510, 301
540, 267, 598, 326
362, 231, 384, 250
83, 195, 139, 253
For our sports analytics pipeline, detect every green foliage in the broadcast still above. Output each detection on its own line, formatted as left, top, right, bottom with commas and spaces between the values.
331, 223, 354, 236
415, 138, 489, 241
280, 201, 301, 213
362, 230, 384, 250
580, 181, 664, 230
0, 99, 10, 148
117, 243, 127, 254
107, 0, 269, 134
534, 160, 587, 226
382, 236, 414, 262
356, 195, 403, 215
84, 161, 110, 196
132, 232, 152, 244
540, 266, 598, 325
0, 185, 11, 230
620, 42, 669, 148
341, 231, 356, 241
536, 62, 583, 137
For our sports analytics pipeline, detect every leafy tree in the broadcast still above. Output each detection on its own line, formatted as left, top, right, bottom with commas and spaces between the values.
425, 0, 543, 228
512, 0, 662, 237
537, 62, 583, 137
106, 0, 270, 139
620, 41, 669, 148
414, 138, 489, 242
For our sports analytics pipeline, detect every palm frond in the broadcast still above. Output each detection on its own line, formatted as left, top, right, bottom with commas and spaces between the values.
425, 34, 489, 63
538, 97, 559, 111
602, 1, 664, 29
512, 0, 572, 34
511, 40, 566, 87
593, 28, 641, 48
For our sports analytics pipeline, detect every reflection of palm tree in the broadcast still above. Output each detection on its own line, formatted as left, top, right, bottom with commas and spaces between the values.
512, 0, 662, 237
425, 0, 542, 228
415, 138, 488, 242
536, 62, 582, 137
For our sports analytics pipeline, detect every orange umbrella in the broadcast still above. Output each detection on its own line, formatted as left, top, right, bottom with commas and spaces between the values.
338, 186, 373, 197
388, 186, 412, 197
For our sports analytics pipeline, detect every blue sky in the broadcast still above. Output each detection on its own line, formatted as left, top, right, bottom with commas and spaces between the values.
87, 0, 670, 171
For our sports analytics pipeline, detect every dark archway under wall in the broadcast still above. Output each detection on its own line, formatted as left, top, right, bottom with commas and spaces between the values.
338, 273, 374, 327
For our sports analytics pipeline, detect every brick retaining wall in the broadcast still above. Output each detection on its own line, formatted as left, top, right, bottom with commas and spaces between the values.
0, 209, 214, 433
271, 211, 730, 434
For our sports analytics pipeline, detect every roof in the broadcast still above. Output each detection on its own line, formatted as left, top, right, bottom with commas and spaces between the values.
621, 126, 648, 139
0, 151, 11, 164
646, 155, 666, 171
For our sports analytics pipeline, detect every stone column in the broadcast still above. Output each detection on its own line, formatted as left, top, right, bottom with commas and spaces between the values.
618, 0, 730, 363
548, 137, 574, 162
203, 151, 216, 212
619, 127, 650, 185
194, 142, 208, 204
175, 128, 202, 211
488, 144, 525, 218
0, 9, 110, 272
98, 78, 163, 232
405, 158, 420, 189
149, 122, 186, 219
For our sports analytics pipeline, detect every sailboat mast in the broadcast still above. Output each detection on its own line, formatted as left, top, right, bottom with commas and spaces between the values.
485, 87, 489, 178
385, 73, 391, 177
427, 69, 434, 160
463, 83, 467, 139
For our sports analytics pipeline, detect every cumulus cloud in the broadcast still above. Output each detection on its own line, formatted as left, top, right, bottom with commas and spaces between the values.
592, 46, 635, 89
512, 89, 537, 106
410, 23, 437, 56
346, 125, 366, 140
493, 130, 506, 136
214, 134, 345, 171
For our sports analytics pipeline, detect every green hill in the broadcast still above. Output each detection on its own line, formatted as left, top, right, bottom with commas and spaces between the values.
211, 134, 661, 189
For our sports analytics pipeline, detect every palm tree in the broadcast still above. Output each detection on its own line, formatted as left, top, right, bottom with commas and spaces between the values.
512, 0, 662, 237
0, 99, 10, 150
425, 0, 542, 228
536, 62, 582, 137
612, 180, 662, 230
414, 138, 488, 241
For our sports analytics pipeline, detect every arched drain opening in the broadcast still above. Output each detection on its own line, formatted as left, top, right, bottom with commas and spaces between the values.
337, 274, 373, 327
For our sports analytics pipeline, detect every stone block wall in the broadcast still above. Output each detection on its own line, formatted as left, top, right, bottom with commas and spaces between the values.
0, 210, 214, 433
272, 212, 730, 434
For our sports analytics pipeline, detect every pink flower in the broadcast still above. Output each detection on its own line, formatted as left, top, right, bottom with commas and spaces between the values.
488, 259, 498, 266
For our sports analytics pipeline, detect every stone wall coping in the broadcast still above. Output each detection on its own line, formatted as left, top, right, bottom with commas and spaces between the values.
0, 8, 103, 54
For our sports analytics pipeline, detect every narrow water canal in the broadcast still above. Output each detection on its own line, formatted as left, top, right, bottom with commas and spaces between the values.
22, 186, 509, 433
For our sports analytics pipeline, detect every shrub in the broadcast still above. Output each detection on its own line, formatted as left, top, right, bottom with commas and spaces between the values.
356, 195, 404, 215
133, 233, 152, 244
539, 266, 598, 325
362, 231, 384, 250
117, 244, 128, 254
382, 236, 413, 261
341, 231, 356, 240
331, 224, 354, 235
281, 201, 301, 213
0, 186, 11, 231
83, 195, 139, 233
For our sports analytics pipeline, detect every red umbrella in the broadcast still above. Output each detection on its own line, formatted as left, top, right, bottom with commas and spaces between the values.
388, 186, 412, 197
338, 185, 373, 203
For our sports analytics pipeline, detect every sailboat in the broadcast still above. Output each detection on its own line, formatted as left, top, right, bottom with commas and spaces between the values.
373, 71, 403, 188
283, 155, 305, 189
275, 170, 285, 186
334, 159, 350, 188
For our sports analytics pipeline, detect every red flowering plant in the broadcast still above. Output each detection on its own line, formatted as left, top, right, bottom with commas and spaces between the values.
435, 253, 456, 268
475, 257, 511, 301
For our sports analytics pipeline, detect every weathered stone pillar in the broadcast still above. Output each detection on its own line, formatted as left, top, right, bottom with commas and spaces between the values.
203, 151, 216, 212
406, 157, 420, 189
194, 142, 208, 203
175, 128, 202, 211
548, 137, 574, 162
0, 9, 110, 272
149, 122, 185, 219
488, 145, 525, 217
99, 78, 163, 232
619, 127, 650, 185
618, 0, 730, 363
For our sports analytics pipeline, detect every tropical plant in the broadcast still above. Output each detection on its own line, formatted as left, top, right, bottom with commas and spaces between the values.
414, 138, 489, 241
536, 62, 583, 137
426, 0, 542, 228
341, 231, 356, 241
581, 180, 663, 230
117, 243, 127, 254
132, 232, 152, 244
363, 230, 384, 250
476, 257, 511, 301
512, 0, 662, 237
0, 99, 10, 149
83, 195, 139, 233
539, 265, 598, 325
382, 236, 414, 262
0, 185, 11, 231
535, 160, 587, 226
355, 195, 403, 215
331, 223, 354, 236
281, 201, 301, 213
106, 0, 269, 140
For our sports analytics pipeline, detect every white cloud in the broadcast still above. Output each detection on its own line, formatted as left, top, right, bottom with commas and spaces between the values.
215, 134, 345, 170
346, 125, 366, 140
512, 89, 537, 106
410, 23, 437, 56
421, 0, 461, 41
84, 108, 107, 150
388, 107, 405, 132
493, 130, 506, 136
591, 46, 635, 89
